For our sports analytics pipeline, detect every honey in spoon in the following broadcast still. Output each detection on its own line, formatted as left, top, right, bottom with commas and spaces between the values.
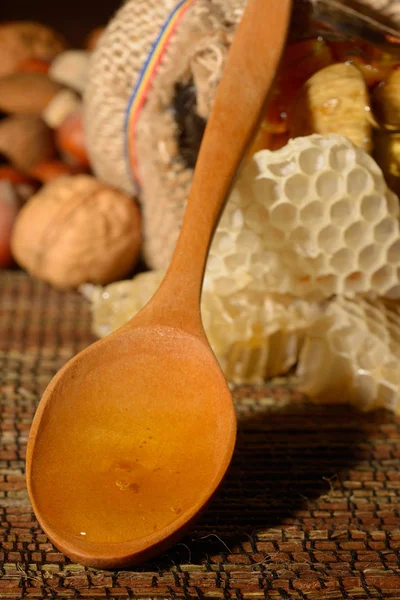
26, 0, 291, 568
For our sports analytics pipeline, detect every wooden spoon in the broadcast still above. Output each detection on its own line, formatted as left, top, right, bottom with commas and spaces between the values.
26, 0, 291, 569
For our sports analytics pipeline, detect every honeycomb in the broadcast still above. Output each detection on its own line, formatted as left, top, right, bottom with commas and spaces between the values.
82, 273, 322, 385
297, 296, 400, 414
81, 271, 165, 338
83, 134, 400, 401
222, 134, 400, 300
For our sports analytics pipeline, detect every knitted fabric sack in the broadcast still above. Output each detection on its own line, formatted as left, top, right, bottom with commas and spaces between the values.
84, 0, 400, 269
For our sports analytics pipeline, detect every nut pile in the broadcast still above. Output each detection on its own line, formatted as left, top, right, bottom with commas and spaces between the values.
0, 20, 142, 286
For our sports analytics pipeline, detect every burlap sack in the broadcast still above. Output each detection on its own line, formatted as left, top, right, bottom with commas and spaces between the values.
84, 0, 400, 269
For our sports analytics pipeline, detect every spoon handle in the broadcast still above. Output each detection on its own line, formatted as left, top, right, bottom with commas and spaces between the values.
149, 0, 291, 331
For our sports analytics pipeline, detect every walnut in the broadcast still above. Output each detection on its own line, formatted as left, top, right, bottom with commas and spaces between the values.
11, 175, 142, 289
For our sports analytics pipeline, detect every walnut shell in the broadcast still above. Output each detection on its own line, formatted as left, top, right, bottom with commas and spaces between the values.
11, 175, 142, 288
0, 22, 67, 78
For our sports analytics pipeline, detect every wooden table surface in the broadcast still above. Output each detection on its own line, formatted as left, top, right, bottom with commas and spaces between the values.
1, 270, 400, 599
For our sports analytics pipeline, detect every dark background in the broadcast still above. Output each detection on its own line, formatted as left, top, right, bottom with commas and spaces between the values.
0, 0, 122, 45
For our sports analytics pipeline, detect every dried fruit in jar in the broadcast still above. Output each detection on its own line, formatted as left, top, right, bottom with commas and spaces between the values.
374, 131, 400, 196
373, 67, 400, 130
330, 41, 398, 88
11, 175, 142, 288
288, 63, 372, 152
247, 38, 334, 156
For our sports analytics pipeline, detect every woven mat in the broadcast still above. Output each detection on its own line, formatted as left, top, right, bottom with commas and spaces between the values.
1, 271, 400, 599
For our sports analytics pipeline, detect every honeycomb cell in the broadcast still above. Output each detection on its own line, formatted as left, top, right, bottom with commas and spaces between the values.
206, 254, 224, 273
300, 201, 325, 227
344, 221, 370, 250
244, 203, 268, 234
284, 174, 310, 205
385, 285, 400, 299
288, 226, 318, 257
314, 274, 337, 296
358, 244, 384, 271
251, 177, 280, 208
329, 144, 357, 172
374, 217, 398, 243
354, 372, 379, 406
330, 248, 354, 274
316, 170, 341, 201
344, 271, 367, 293
269, 158, 297, 177
360, 194, 385, 222
300, 252, 328, 276
347, 167, 373, 196
213, 232, 236, 254
387, 239, 400, 264
224, 252, 249, 271
371, 265, 395, 292
236, 230, 262, 252
386, 190, 400, 218
269, 202, 298, 230
298, 147, 325, 175
230, 208, 244, 231
317, 225, 341, 253
333, 325, 364, 354
213, 276, 240, 296
264, 226, 286, 248
330, 198, 355, 226
330, 327, 352, 354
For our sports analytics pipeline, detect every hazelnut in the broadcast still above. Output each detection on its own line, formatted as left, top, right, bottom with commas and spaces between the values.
288, 63, 372, 152
0, 115, 55, 172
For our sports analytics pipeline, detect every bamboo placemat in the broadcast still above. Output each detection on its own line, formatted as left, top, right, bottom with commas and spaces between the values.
1, 270, 400, 599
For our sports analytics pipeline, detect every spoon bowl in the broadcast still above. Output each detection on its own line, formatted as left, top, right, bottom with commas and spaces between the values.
28, 324, 235, 567
27, 0, 292, 568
